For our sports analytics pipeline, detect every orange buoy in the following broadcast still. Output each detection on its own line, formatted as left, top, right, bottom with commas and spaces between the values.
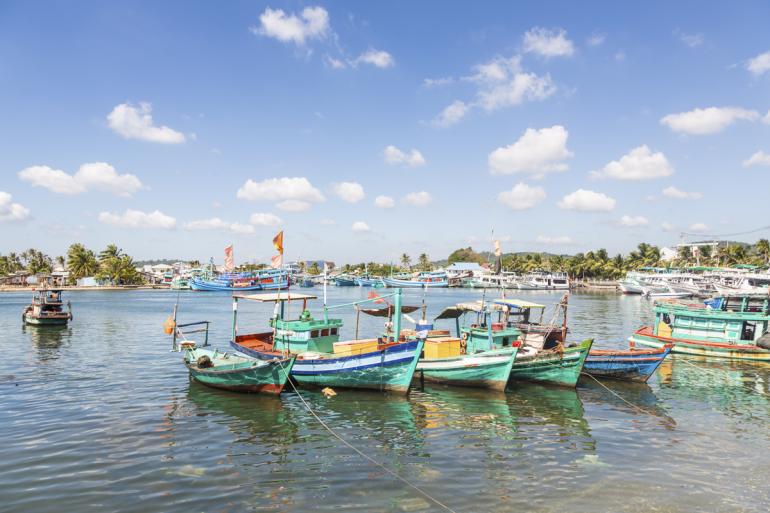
163, 316, 176, 335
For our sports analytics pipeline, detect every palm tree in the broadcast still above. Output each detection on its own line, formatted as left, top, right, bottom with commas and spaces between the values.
67, 243, 100, 280
755, 239, 770, 265
400, 253, 411, 270
99, 244, 123, 262
417, 253, 430, 271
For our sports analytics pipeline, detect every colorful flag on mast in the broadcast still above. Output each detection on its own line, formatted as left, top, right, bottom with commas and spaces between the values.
270, 231, 284, 269
224, 245, 234, 272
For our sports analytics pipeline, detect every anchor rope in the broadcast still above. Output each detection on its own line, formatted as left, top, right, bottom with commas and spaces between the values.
276, 361, 458, 513
579, 372, 658, 416
672, 355, 728, 376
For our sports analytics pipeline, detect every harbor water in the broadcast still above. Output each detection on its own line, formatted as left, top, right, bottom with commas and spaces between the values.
1, 288, 769, 512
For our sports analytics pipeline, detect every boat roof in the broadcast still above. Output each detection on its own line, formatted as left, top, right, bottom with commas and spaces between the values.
493, 298, 545, 310
434, 300, 505, 319
234, 292, 317, 302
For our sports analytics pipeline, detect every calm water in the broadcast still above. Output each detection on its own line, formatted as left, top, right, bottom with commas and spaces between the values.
1, 288, 769, 512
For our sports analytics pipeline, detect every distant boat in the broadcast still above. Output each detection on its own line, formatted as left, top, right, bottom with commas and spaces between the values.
355, 274, 382, 287
333, 275, 357, 287
383, 271, 449, 288
190, 269, 288, 292
513, 271, 570, 290
630, 294, 770, 360
23, 289, 72, 326
583, 344, 672, 382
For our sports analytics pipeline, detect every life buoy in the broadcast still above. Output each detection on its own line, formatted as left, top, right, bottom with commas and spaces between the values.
460, 332, 468, 352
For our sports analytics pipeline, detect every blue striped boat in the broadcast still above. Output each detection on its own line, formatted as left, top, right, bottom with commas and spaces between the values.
334, 275, 357, 287
582, 344, 672, 382
382, 271, 449, 288
190, 269, 288, 292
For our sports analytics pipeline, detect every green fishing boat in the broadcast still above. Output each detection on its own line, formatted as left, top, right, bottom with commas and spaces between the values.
22, 289, 72, 326
509, 339, 593, 387
630, 294, 770, 360
416, 300, 521, 390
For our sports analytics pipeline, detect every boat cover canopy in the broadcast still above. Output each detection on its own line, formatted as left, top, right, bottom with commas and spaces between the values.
434, 300, 508, 320
234, 292, 317, 302
359, 305, 420, 317
493, 299, 545, 310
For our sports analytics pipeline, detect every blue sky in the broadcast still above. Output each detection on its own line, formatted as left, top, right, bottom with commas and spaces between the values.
2, 1, 770, 265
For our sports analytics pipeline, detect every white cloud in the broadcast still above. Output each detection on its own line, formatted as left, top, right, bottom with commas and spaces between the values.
536, 235, 572, 245
98, 209, 176, 229
184, 217, 255, 235
237, 178, 325, 208
558, 189, 616, 212
476, 70, 555, 111
747, 50, 770, 76
488, 125, 573, 177
743, 150, 770, 167
497, 183, 546, 210
324, 55, 346, 69
586, 33, 606, 47
423, 77, 453, 87
662, 221, 675, 232
332, 181, 365, 203
432, 100, 469, 128
591, 145, 673, 180
764, 110, 770, 124
355, 49, 394, 68
320, 218, 336, 225
374, 195, 395, 208
107, 102, 185, 144
19, 162, 143, 197
403, 191, 432, 206
276, 200, 311, 212
0, 191, 30, 223
252, 6, 329, 46
677, 31, 704, 48
662, 186, 702, 199
614, 51, 626, 62
660, 107, 759, 134
688, 222, 709, 233
351, 221, 370, 232
383, 145, 426, 167
249, 213, 282, 226
618, 215, 649, 227
522, 27, 575, 58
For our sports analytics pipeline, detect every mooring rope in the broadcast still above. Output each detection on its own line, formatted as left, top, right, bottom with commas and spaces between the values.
276, 361, 458, 513
672, 356, 728, 376
579, 372, 657, 416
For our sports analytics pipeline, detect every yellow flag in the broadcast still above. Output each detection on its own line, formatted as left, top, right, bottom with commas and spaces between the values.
273, 231, 284, 254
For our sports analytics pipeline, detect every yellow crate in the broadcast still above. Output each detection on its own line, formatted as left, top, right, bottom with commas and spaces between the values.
333, 339, 379, 357
424, 338, 462, 359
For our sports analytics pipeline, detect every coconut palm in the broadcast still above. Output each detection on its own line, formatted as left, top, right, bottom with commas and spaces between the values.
755, 239, 770, 265
67, 244, 100, 280
400, 253, 411, 270
417, 253, 430, 270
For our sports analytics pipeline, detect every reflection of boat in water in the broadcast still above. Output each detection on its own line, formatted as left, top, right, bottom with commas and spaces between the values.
25, 324, 71, 361
577, 380, 677, 428
410, 386, 514, 434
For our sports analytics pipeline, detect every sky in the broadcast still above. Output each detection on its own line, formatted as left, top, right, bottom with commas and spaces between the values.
2, 1, 770, 265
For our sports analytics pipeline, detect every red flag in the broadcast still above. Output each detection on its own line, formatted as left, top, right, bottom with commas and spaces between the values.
368, 291, 386, 304
270, 254, 283, 269
224, 245, 234, 272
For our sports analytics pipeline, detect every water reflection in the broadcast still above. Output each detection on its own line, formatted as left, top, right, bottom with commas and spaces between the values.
578, 380, 677, 429
23, 324, 72, 361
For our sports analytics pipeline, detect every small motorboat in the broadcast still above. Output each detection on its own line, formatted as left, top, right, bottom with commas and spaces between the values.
582, 344, 672, 382
22, 289, 72, 326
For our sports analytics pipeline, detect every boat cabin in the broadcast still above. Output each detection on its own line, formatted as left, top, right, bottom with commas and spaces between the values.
434, 300, 522, 353
23, 289, 72, 325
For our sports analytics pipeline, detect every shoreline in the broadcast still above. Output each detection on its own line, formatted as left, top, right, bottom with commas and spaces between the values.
0, 285, 172, 292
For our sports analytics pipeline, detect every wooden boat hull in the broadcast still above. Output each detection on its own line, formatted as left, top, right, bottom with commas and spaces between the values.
630, 326, 770, 361
583, 345, 672, 382
415, 347, 518, 391
232, 339, 425, 395
509, 339, 593, 387
185, 351, 295, 395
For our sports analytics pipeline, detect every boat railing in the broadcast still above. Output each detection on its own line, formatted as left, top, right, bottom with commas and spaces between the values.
173, 320, 211, 350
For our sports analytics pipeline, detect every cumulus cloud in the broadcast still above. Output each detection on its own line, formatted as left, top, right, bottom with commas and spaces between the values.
251, 6, 329, 45
0, 191, 30, 223
488, 125, 573, 177
537, 235, 572, 245
351, 221, 370, 232
236, 177, 325, 211
98, 209, 176, 229
332, 181, 365, 203
591, 145, 673, 180
662, 186, 702, 199
586, 33, 606, 47
743, 150, 770, 167
558, 189, 616, 211
660, 107, 759, 134
522, 27, 575, 58
18, 162, 143, 196
618, 215, 649, 227
497, 183, 546, 210
107, 102, 185, 144
747, 50, 770, 76
249, 213, 282, 226
689, 223, 709, 233
374, 195, 395, 208
383, 145, 426, 167
431, 100, 469, 128
184, 217, 255, 235
355, 49, 394, 68
403, 191, 432, 206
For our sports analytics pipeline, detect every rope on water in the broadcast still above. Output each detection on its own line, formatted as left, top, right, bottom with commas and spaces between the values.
580, 372, 658, 416
276, 361, 458, 513
673, 356, 728, 376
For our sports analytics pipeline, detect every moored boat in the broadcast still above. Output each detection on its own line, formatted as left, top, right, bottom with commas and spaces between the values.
582, 344, 672, 382
230, 290, 424, 394
383, 271, 449, 288
630, 294, 770, 360
22, 289, 72, 326
190, 269, 289, 291
509, 339, 593, 387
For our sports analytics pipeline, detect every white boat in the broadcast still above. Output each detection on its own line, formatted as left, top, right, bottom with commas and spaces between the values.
513, 271, 570, 290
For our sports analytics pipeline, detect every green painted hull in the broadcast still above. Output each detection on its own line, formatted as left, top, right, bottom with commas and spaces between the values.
24, 315, 69, 326
630, 327, 770, 361
508, 339, 593, 387
415, 347, 518, 391
186, 350, 294, 395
